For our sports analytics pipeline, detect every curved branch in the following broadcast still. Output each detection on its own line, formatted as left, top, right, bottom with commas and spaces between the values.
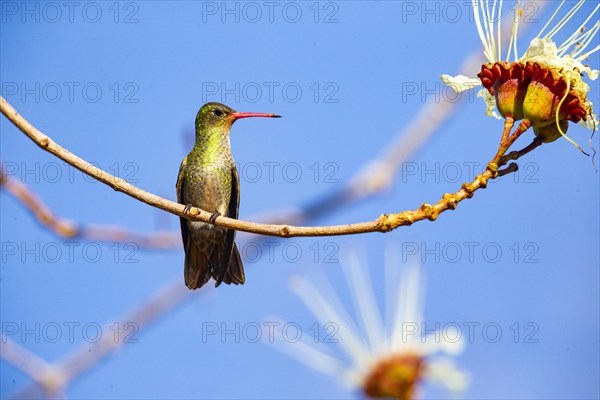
0, 96, 506, 238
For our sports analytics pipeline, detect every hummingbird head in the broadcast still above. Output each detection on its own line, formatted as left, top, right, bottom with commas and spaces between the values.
195, 102, 281, 132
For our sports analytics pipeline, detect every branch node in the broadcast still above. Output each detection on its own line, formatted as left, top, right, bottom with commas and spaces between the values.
39, 137, 49, 147
279, 226, 291, 237
442, 193, 458, 210
461, 182, 475, 196
478, 175, 489, 189
375, 214, 398, 232
418, 203, 438, 221
486, 162, 499, 178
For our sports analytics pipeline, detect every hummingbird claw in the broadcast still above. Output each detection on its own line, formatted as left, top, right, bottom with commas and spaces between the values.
209, 212, 222, 225
183, 204, 193, 214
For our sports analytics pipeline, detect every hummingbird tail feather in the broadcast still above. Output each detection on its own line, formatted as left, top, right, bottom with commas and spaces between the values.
184, 241, 211, 290
224, 244, 245, 285
213, 242, 245, 286
211, 246, 225, 287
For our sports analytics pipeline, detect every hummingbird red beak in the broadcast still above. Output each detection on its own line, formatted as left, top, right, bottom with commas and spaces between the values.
230, 111, 281, 120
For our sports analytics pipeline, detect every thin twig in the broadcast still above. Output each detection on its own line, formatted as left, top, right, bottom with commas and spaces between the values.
500, 136, 544, 165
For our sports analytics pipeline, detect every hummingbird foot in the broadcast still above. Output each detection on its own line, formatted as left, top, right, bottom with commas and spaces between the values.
183, 204, 194, 214
209, 212, 222, 225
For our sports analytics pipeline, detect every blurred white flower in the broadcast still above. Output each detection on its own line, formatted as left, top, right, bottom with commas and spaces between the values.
265, 247, 468, 399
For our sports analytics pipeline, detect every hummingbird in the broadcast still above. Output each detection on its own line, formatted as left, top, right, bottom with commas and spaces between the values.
177, 102, 280, 289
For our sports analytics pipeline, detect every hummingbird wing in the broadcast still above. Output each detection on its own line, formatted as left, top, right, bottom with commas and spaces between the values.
214, 166, 245, 286
177, 156, 211, 289
224, 166, 245, 285
176, 156, 188, 249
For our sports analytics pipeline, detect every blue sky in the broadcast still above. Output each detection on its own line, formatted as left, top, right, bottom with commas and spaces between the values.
1, 1, 599, 399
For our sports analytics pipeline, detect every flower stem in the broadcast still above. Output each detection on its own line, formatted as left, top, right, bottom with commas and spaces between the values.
501, 116, 515, 144
495, 118, 533, 163
499, 136, 543, 166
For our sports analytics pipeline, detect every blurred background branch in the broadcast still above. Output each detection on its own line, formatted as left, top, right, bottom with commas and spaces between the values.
8, 280, 193, 399
0, 166, 180, 249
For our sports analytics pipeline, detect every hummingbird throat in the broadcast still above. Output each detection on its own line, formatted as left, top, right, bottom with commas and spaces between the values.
194, 125, 234, 160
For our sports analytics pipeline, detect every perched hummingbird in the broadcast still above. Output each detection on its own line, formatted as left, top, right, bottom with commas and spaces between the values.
177, 102, 280, 289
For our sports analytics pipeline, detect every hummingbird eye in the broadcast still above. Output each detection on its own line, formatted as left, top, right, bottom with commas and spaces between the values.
213, 109, 223, 117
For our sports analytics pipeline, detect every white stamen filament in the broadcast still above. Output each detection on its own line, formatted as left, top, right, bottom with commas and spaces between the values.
577, 44, 600, 62
343, 250, 385, 353
483, 0, 498, 61
546, 0, 585, 40
496, 0, 502, 61
558, 5, 600, 56
290, 276, 370, 365
470, 0, 599, 67
391, 263, 424, 349
536, 0, 566, 39
473, 0, 494, 62
265, 318, 347, 376
570, 22, 600, 60
512, 2, 521, 61
384, 244, 402, 350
